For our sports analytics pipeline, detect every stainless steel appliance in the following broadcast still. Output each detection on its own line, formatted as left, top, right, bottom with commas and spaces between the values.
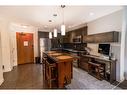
73, 35, 82, 43
40, 38, 51, 63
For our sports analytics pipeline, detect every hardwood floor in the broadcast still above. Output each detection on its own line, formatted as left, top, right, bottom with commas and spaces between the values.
0, 63, 126, 89
0, 63, 44, 89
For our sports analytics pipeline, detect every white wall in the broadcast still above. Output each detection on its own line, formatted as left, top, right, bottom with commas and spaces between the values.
0, 18, 12, 72
87, 10, 123, 81
0, 17, 38, 85
121, 7, 127, 80
0, 26, 4, 85
10, 23, 38, 65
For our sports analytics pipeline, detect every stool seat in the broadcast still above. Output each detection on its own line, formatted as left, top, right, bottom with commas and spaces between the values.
88, 62, 101, 67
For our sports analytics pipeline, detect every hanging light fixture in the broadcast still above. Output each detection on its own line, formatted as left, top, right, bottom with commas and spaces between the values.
48, 20, 52, 39
54, 28, 57, 37
49, 32, 52, 39
61, 5, 66, 36
61, 25, 65, 35
53, 13, 58, 37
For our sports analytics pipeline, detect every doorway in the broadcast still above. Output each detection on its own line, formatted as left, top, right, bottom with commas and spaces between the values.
16, 32, 34, 64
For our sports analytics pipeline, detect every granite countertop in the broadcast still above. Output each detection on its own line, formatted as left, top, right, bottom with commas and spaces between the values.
44, 51, 77, 63
81, 54, 116, 62
62, 48, 86, 53
51, 48, 86, 53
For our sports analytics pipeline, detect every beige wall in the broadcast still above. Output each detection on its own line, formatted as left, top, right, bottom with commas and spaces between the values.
0, 18, 12, 72
87, 10, 122, 55
87, 10, 123, 81
10, 23, 38, 66
0, 17, 12, 84
0, 18, 38, 85
0, 26, 4, 85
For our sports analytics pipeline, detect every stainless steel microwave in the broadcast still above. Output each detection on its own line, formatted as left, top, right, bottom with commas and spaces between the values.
73, 35, 82, 43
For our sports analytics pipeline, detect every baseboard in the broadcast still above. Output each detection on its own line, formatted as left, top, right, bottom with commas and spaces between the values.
0, 77, 4, 85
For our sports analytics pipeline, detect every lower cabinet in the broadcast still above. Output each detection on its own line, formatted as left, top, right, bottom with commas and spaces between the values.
79, 55, 116, 83
79, 56, 89, 71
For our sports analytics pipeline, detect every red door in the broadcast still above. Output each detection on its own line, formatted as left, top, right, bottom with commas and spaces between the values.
16, 32, 34, 64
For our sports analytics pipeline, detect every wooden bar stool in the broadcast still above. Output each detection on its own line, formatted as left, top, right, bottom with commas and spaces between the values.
45, 60, 57, 88
42, 57, 46, 81
88, 61, 105, 80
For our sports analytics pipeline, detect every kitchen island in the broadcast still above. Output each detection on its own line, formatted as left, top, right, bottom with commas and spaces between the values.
43, 51, 77, 89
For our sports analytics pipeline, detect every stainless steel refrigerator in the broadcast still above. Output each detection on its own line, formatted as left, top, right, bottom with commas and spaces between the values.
39, 38, 51, 63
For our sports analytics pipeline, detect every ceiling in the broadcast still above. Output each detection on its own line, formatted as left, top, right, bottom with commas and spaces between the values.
0, 6, 122, 32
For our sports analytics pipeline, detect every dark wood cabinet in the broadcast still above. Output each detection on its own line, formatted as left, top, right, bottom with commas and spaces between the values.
51, 38, 59, 48
83, 31, 119, 43
51, 33, 61, 48
79, 56, 89, 71
68, 26, 87, 43
79, 54, 116, 83
83, 35, 95, 43
61, 32, 70, 43
51, 26, 87, 48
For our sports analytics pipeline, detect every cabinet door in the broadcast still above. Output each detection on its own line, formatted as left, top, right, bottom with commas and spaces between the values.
62, 32, 71, 43
94, 32, 114, 43
83, 31, 119, 43
67, 32, 71, 43
83, 35, 95, 43
79, 56, 89, 71
51, 38, 59, 48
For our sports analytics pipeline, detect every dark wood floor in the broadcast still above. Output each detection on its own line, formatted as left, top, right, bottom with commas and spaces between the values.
0, 63, 44, 89
0, 63, 127, 89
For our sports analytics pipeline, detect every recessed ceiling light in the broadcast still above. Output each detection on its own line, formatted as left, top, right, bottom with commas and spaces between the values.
61, 5, 66, 8
89, 12, 94, 16
53, 14, 57, 17
49, 20, 52, 22
22, 25, 27, 28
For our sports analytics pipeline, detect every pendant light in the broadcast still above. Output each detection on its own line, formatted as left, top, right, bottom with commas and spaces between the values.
61, 25, 65, 35
49, 32, 52, 39
54, 28, 57, 37
61, 5, 66, 36
53, 13, 57, 37
48, 20, 52, 39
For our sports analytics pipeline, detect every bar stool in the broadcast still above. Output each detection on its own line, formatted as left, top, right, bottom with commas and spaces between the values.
45, 60, 57, 88
42, 57, 46, 81
88, 61, 105, 80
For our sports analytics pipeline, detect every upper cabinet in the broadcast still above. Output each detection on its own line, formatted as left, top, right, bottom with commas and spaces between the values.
59, 32, 70, 44
68, 26, 88, 43
83, 31, 119, 43
51, 26, 88, 48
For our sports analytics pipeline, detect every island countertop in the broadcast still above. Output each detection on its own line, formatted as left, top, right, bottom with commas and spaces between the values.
43, 51, 79, 63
